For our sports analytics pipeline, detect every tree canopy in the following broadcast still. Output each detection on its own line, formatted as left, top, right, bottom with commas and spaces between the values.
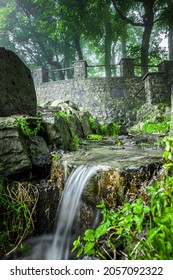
0, 0, 172, 78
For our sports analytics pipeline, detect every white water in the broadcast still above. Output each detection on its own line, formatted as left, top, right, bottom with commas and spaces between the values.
44, 165, 108, 259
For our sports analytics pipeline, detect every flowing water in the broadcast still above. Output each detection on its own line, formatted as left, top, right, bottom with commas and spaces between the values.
27, 164, 109, 260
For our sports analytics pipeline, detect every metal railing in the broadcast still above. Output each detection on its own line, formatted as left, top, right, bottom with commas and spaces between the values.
43, 66, 74, 81
39, 62, 159, 82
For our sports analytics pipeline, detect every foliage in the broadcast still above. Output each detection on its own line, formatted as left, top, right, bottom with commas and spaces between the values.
87, 134, 103, 141
72, 137, 173, 260
141, 117, 170, 134
54, 111, 69, 119
70, 135, 80, 151
100, 122, 120, 137
89, 116, 97, 131
15, 116, 44, 137
0, 177, 39, 256
51, 152, 60, 163
0, 0, 171, 77
99, 124, 108, 135
129, 116, 170, 135
163, 135, 173, 163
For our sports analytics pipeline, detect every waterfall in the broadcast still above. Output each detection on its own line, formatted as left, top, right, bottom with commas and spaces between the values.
26, 165, 109, 260
46, 165, 106, 259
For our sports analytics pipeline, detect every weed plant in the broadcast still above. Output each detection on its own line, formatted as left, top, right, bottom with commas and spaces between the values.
89, 116, 97, 131
15, 116, 44, 137
100, 122, 120, 137
0, 178, 39, 257
72, 136, 173, 260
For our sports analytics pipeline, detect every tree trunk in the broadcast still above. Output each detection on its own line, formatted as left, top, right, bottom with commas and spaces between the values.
168, 26, 173, 60
121, 38, 127, 58
141, 24, 153, 76
141, 0, 154, 76
74, 34, 83, 60
105, 22, 112, 77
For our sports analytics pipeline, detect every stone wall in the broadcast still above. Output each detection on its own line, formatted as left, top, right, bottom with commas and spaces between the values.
33, 59, 173, 124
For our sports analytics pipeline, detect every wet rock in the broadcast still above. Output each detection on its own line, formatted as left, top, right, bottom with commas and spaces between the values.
78, 111, 99, 137
29, 135, 51, 177
56, 138, 163, 235
42, 112, 72, 150
0, 117, 32, 177
35, 181, 60, 234
39, 99, 80, 114
39, 100, 99, 141
0, 47, 36, 117
137, 103, 171, 123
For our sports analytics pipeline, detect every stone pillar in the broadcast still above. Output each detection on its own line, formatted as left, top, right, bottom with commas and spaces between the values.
158, 61, 173, 78
120, 58, 134, 78
144, 73, 170, 105
73, 60, 87, 79
32, 67, 48, 86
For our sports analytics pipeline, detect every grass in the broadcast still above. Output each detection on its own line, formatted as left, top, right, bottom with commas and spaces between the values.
0, 178, 39, 257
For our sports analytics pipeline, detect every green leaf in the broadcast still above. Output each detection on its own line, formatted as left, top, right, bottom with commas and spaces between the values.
133, 198, 143, 215
71, 236, 81, 252
84, 241, 95, 254
95, 220, 110, 239
77, 247, 83, 258
146, 225, 164, 242
143, 206, 151, 213
134, 214, 144, 233
84, 229, 95, 241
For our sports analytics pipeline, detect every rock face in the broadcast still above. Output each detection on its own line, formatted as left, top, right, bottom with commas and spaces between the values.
0, 117, 32, 176
40, 100, 98, 150
29, 135, 51, 177
0, 47, 37, 117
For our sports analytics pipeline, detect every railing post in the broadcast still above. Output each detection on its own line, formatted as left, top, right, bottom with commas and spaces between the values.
120, 58, 134, 78
143, 72, 170, 105
32, 67, 48, 85
73, 60, 87, 79
158, 61, 173, 78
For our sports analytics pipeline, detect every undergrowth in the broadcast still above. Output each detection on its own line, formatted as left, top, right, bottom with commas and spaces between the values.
100, 122, 120, 136
72, 136, 173, 260
0, 178, 39, 257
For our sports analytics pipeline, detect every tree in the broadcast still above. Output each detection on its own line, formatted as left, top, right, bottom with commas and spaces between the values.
0, 0, 171, 78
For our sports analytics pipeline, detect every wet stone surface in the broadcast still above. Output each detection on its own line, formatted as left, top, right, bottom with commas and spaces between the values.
61, 136, 163, 170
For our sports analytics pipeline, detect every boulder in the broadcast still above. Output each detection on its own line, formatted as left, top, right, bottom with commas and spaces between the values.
0, 47, 37, 117
0, 117, 32, 177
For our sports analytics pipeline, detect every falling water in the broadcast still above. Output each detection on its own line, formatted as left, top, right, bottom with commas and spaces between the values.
45, 165, 107, 259
24, 165, 109, 259
23, 165, 109, 260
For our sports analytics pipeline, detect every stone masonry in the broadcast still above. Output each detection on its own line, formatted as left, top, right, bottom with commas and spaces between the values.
32, 59, 173, 125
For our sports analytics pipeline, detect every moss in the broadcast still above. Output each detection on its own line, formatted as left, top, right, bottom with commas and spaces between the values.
87, 134, 103, 141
